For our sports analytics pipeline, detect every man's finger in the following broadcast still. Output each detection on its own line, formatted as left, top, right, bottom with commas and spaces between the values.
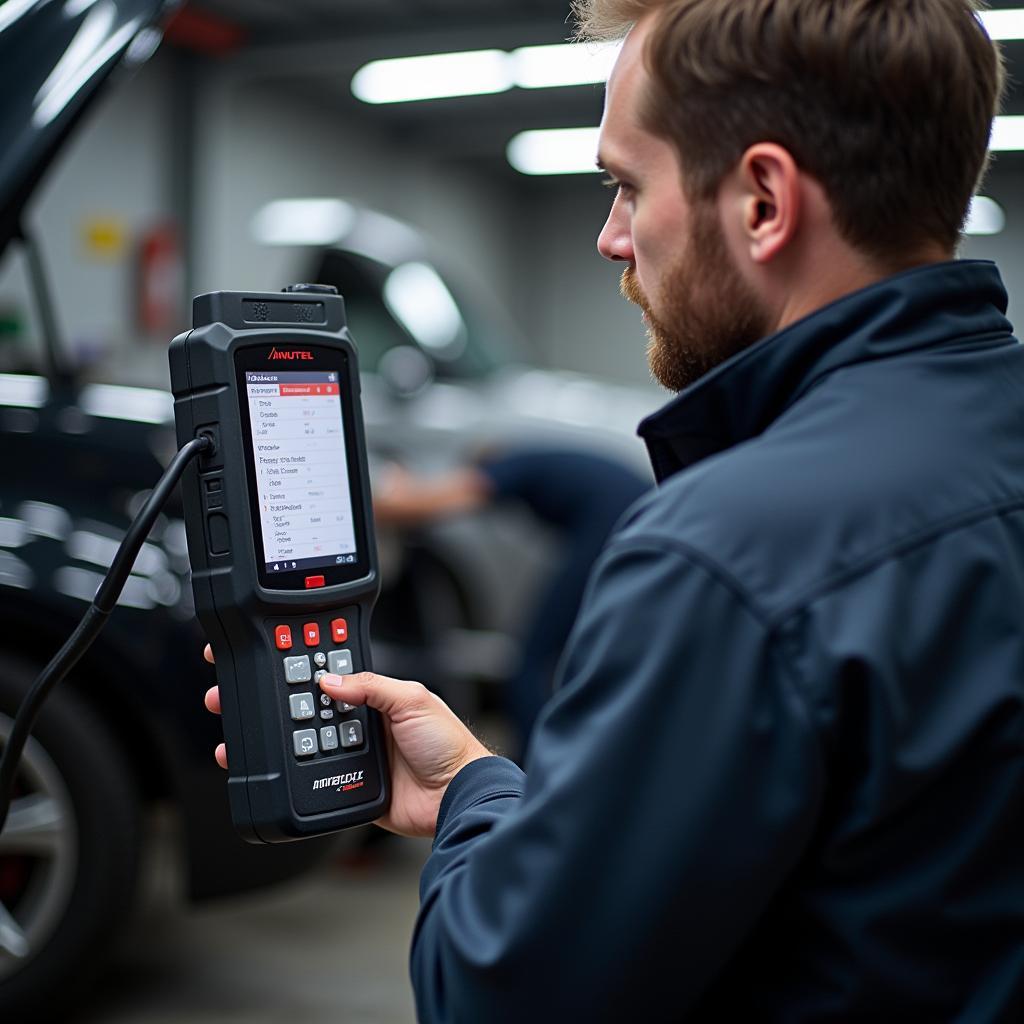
203, 644, 215, 665
215, 743, 227, 770
320, 672, 432, 719
204, 686, 221, 715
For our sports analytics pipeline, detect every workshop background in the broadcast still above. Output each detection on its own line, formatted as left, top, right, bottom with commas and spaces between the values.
0, 1, 1021, 1021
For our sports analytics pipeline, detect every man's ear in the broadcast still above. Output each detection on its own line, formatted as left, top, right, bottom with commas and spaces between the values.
735, 143, 802, 264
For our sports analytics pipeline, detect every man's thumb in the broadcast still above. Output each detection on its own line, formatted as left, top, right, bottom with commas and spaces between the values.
319, 672, 431, 718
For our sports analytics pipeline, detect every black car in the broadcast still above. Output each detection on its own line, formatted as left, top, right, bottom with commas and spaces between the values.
0, 3, 333, 1017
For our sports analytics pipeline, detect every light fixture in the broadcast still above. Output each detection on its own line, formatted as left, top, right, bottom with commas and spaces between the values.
511, 41, 622, 90
507, 127, 602, 176
979, 8, 1024, 40
351, 42, 623, 104
352, 49, 513, 104
250, 198, 356, 246
965, 196, 1006, 236
991, 115, 1024, 152
0, 373, 48, 408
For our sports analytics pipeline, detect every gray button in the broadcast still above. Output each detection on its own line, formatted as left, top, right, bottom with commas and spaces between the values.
340, 719, 363, 748
289, 693, 316, 721
320, 726, 339, 751
313, 652, 327, 668
293, 729, 317, 757
314, 669, 327, 685
335, 700, 356, 713
320, 709, 334, 720
327, 649, 353, 675
319, 693, 332, 707
283, 655, 311, 684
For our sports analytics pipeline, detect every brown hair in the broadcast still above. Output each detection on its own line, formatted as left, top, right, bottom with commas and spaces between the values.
574, 0, 1005, 264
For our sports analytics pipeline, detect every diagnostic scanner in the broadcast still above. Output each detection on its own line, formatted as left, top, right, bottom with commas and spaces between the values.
169, 285, 389, 843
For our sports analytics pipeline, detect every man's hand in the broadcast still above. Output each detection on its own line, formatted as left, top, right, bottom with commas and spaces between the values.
202, 645, 491, 837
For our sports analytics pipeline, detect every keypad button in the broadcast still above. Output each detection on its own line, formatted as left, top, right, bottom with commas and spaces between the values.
319, 693, 332, 707
274, 625, 292, 650
339, 719, 363, 748
313, 652, 327, 668
320, 726, 339, 751
293, 729, 318, 757
303, 622, 320, 647
283, 655, 311, 684
335, 700, 356, 713
320, 709, 334, 720
330, 618, 348, 643
327, 649, 353, 675
289, 693, 316, 721
305, 575, 325, 589
314, 669, 327, 685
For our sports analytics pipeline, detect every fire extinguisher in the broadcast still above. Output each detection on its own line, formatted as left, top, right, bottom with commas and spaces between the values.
138, 222, 183, 336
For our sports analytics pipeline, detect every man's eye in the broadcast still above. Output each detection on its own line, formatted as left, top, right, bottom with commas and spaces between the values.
602, 176, 634, 198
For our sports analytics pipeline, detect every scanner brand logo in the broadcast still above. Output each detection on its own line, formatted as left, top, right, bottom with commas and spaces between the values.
313, 770, 365, 792
268, 348, 314, 361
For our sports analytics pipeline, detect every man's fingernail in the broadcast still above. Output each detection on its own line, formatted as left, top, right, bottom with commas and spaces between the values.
320, 673, 343, 687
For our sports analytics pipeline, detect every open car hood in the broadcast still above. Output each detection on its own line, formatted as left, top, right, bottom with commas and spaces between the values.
0, 0, 177, 258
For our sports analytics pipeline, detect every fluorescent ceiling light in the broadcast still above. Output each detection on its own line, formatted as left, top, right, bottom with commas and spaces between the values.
991, 115, 1024, 152
353, 49, 512, 104
511, 41, 622, 90
965, 196, 1006, 236
251, 198, 356, 246
508, 127, 602, 176
352, 41, 623, 104
979, 9, 1024, 40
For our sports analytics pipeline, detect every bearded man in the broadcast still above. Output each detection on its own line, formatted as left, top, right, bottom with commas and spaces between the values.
207, 1, 1023, 1018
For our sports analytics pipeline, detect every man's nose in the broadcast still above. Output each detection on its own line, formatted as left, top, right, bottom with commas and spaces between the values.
597, 193, 634, 264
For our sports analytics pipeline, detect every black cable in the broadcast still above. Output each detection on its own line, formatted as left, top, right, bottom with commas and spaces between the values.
0, 434, 212, 835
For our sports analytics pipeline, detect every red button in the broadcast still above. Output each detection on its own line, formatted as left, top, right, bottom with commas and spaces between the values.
304, 575, 325, 589
330, 618, 348, 643
274, 625, 292, 650
303, 622, 320, 647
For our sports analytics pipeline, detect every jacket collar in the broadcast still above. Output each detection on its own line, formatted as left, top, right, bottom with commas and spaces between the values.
638, 260, 1012, 483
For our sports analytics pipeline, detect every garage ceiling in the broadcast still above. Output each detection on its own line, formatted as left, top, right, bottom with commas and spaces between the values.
182, 0, 1024, 173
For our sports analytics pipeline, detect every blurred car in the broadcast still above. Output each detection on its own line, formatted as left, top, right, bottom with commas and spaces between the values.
0, 2, 335, 1018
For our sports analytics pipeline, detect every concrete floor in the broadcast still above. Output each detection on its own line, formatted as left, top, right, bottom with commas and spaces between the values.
79, 834, 431, 1024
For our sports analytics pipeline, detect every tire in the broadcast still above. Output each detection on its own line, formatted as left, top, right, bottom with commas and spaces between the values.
0, 653, 141, 1022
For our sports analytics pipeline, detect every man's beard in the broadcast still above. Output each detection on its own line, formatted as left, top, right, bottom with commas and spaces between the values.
621, 206, 772, 392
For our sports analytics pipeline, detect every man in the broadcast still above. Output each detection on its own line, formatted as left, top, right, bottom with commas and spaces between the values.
208, 0, 1023, 1018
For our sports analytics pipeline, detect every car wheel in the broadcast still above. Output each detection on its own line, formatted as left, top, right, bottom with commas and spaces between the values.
0, 653, 141, 1021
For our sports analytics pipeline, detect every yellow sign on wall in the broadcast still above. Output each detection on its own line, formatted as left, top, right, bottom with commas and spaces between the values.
81, 217, 127, 261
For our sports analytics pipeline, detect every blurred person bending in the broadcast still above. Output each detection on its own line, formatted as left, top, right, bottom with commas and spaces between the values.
207, 1, 1024, 1019
375, 449, 651, 759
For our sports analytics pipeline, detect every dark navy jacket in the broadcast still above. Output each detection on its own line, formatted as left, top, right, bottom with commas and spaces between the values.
412, 261, 1024, 1022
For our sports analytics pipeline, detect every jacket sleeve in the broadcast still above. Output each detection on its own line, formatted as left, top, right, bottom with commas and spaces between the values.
411, 537, 825, 1023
